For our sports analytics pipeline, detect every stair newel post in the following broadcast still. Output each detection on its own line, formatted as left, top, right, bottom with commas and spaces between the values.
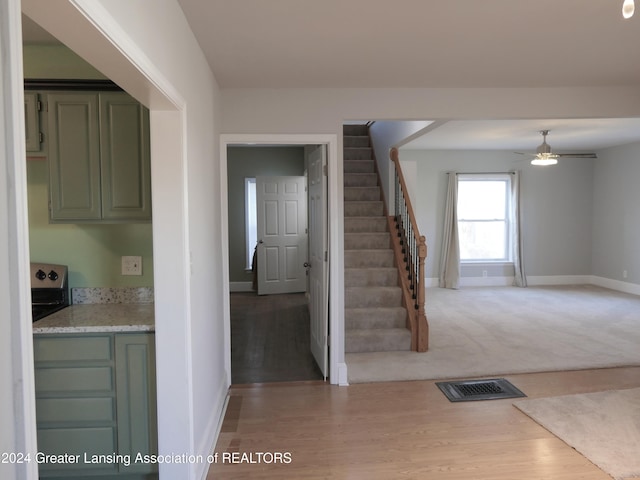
417, 235, 428, 351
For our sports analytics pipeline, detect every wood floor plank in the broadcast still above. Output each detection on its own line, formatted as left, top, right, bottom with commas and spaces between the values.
230, 292, 323, 384
209, 367, 640, 479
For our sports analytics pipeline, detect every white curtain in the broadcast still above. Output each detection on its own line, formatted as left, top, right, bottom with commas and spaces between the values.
511, 171, 527, 287
439, 172, 460, 289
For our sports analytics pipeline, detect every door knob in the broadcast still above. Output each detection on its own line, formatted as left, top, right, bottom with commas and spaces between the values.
304, 262, 311, 268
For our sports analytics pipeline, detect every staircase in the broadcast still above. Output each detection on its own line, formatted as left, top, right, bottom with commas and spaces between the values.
343, 124, 412, 353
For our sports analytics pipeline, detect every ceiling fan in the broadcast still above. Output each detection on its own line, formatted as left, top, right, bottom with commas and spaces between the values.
519, 130, 598, 166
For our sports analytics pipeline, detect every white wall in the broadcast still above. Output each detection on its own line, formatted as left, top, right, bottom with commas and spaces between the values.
368, 120, 434, 213
398, 150, 594, 282
1, 1, 39, 478
592, 141, 640, 286
21, 1, 225, 479
221, 87, 640, 134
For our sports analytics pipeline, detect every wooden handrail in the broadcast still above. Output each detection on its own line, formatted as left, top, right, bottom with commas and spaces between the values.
389, 147, 429, 352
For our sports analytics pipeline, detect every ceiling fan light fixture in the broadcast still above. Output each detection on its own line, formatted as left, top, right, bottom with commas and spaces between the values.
531, 156, 558, 166
623, 0, 635, 18
531, 130, 558, 165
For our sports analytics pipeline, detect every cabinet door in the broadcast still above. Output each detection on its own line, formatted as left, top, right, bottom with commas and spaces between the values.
115, 333, 157, 474
48, 93, 102, 220
24, 92, 42, 152
100, 93, 152, 221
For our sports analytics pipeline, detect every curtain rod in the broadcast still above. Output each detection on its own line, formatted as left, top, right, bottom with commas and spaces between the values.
447, 172, 515, 175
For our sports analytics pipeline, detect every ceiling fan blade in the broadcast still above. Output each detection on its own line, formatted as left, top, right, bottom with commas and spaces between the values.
556, 153, 598, 158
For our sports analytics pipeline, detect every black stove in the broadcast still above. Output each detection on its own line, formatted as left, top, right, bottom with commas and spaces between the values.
30, 263, 70, 321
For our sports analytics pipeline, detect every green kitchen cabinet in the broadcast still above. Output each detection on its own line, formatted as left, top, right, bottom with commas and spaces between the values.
33, 333, 158, 479
114, 334, 158, 476
47, 92, 151, 222
99, 93, 152, 222
24, 91, 45, 154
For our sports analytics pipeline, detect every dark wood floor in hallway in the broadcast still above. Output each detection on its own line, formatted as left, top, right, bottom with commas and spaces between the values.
230, 292, 323, 384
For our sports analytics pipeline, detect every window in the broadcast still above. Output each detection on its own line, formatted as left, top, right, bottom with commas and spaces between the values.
245, 178, 257, 269
457, 174, 512, 262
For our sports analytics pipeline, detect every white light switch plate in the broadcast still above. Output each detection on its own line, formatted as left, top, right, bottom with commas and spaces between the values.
121, 256, 142, 275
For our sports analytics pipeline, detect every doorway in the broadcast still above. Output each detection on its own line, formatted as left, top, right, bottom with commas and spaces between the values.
225, 144, 327, 384
221, 135, 338, 383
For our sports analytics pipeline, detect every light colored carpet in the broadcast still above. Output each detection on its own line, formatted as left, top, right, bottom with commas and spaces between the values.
346, 285, 640, 383
514, 388, 640, 480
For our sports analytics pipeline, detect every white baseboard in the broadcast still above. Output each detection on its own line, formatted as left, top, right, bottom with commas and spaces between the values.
427, 276, 514, 287
428, 274, 640, 296
336, 362, 349, 386
230, 282, 254, 292
460, 276, 514, 287
196, 379, 230, 480
591, 276, 640, 296
526, 275, 592, 286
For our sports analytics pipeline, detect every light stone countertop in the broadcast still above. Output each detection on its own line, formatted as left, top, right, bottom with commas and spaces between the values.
32, 304, 155, 334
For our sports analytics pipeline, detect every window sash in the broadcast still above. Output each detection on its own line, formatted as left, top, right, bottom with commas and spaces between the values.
457, 174, 512, 262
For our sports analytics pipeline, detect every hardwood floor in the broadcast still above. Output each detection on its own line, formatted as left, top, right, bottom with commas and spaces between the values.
209, 366, 640, 479
230, 292, 323, 384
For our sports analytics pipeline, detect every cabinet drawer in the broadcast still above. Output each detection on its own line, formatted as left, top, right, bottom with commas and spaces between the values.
35, 366, 113, 394
34, 335, 113, 362
36, 397, 114, 423
37, 426, 117, 472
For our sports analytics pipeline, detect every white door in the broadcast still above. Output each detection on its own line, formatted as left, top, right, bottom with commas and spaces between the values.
256, 176, 308, 295
307, 146, 328, 378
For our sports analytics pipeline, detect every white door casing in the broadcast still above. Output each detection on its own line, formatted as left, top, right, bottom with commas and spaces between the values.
220, 133, 346, 387
308, 146, 329, 378
256, 176, 308, 295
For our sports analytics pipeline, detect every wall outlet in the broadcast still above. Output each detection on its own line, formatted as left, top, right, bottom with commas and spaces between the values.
122, 256, 142, 276
623, 270, 628, 279
482, 270, 488, 278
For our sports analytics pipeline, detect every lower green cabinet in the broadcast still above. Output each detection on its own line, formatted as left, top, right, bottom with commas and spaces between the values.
115, 334, 158, 476
33, 333, 157, 479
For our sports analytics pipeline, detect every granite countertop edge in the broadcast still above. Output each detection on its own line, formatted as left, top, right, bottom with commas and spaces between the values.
32, 304, 155, 334
32, 324, 155, 334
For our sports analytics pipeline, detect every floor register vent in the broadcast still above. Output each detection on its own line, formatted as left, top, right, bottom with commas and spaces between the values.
436, 378, 526, 402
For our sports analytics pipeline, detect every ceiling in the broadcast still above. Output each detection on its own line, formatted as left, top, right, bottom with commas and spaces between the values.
401, 118, 640, 151
176, 0, 640, 89
22, 1, 640, 151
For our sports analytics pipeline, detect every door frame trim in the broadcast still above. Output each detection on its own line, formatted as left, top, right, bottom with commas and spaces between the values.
220, 134, 347, 386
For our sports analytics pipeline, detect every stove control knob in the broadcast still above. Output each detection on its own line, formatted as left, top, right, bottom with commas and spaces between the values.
48, 270, 59, 281
35, 269, 46, 281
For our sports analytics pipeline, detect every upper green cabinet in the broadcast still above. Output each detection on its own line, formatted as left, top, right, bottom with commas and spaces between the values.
24, 91, 44, 153
47, 92, 151, 223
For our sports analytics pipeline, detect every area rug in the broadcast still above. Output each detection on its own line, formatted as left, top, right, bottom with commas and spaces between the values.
513, 388, 640, 480
346, 285, 640, 383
